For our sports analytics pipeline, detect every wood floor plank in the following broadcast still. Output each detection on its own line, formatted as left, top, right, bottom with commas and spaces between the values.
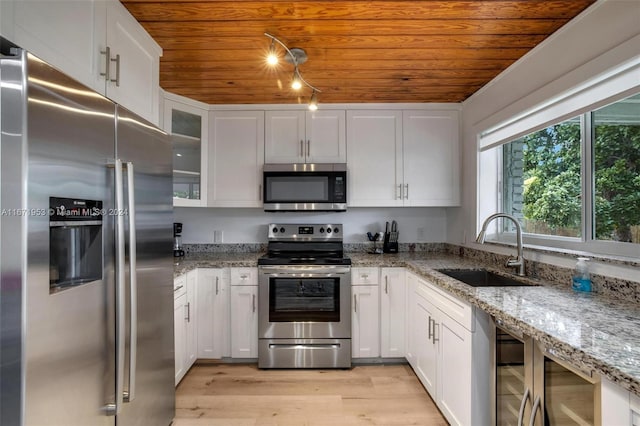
174, 363, 447, 425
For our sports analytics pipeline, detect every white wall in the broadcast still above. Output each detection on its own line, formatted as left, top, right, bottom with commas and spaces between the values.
174, 207, 448, 244
452, 0, 640, 246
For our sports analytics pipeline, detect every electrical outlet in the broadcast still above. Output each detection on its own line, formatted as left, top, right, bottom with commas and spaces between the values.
214, 230, 223, 243
417, 227, 425, 241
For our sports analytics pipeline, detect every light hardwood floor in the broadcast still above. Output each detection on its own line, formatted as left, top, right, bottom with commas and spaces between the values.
173, 362, 448, 426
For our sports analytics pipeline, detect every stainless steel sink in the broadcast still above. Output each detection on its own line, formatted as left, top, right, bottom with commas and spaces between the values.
437, 269, 536, 287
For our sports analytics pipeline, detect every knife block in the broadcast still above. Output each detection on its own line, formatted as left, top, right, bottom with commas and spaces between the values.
382, 232, 398, 253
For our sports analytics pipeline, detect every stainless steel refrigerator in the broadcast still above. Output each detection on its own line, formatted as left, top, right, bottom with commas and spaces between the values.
0, 48, 175, 425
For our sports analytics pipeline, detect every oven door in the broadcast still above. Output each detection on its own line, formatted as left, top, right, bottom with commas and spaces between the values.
258, 265, 351, 339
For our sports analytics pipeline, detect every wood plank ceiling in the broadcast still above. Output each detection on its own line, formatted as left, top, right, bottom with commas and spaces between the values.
121, 0, 596, 105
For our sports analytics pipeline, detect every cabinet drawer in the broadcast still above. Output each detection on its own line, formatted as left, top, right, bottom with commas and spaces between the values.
352, 267, 380, 285
415, 277, 473, 331
230, 267, 258, 285
174, 275, 187, 299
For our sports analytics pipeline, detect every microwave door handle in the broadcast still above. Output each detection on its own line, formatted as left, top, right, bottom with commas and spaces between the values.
124, 162, 137, 403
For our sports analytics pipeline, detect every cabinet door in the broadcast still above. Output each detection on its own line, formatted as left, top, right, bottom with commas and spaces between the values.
352, 285, 380, 358
437, 314, 472, 426
402, 110, 460, 206
165, 95, 208, 207
185, 270, 198, 368
305, 110, 346, 163
209, 111, 265, 207
380, 268, 406, 358
105, 0, 162, 124
230, 285, 258, 358
197, 268, 229, 359
174, 292, 187, 386
414, 290, 437, 396
265, 110, 306, 163
347, 110, 403, 206
2, 0, 105, 94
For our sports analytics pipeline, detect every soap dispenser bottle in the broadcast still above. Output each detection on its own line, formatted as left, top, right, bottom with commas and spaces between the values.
572, 257, 592, 292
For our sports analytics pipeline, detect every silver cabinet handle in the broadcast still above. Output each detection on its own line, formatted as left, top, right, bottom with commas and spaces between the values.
428, 316, 433, 340
240, 274, 248, 279
100, 46, 111, 81
300, 140, 304, 157
518, 387, 530, 426
306, 139, 310, 157
125, 162, 137, 403
110, 53, 121, 86
174, 285, 184, 293
215, 276, 219, 295
353, 294, 357, 313
397, 184, 403, 200
432, 319, 439, 343
404, 183, 409, 199
528, 395, 541, 426
113, 158, 125, 416
252, 294, 256, 313
258, 184, 262, 201
385, 275, 389, 294
185, 302, 191, 322
361, 273, 368, 279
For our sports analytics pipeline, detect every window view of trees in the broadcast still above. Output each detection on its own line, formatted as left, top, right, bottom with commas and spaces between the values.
502, 93, 640, 245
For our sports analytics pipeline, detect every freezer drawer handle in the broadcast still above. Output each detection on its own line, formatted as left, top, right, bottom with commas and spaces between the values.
124, 161, 137, 403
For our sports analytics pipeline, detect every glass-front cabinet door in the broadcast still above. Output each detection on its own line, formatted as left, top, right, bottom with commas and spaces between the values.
164, 95, 208, 207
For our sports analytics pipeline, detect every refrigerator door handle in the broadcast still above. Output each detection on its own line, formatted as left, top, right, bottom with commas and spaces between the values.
113, 158, 126, 415
124, 161, 137, 403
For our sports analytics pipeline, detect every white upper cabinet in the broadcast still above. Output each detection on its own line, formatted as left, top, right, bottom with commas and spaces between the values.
402, 110, 460, 206
347, 110, 404, 207
208, 110, 265, 207
1, 0, 162, 124
265, 110, 346, 164
164, 94, 209, 207
103, 0, 162, 124
347, 109, 460, 207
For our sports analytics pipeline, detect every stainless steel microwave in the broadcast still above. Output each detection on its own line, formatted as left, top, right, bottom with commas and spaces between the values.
263, 163, 347, 212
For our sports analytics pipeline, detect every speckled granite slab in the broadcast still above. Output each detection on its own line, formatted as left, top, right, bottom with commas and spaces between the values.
173, 249, 640, 396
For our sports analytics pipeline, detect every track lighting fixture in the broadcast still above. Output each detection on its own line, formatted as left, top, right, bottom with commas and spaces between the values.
308, 91, 318, 111
291, 68, 303, 90
264, 32, 322, 109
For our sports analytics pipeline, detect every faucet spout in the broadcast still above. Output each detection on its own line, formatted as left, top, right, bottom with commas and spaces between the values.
476, 213, 526, 276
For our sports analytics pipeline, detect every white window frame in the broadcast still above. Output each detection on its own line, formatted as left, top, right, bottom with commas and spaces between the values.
478, 59, 640, 260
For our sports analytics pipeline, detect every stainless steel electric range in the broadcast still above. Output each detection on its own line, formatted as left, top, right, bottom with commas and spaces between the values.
257, 223, 352, 369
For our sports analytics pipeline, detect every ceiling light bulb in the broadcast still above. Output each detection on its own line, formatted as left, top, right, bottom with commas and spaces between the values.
266, 40, 278, 66
291, 69, 303, 90
308, 91, 318, 111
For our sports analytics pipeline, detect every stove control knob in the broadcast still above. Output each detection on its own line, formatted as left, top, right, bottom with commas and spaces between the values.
319, 227, 325, 233
280, 227, 285, 233
326, 228, 332, 234
272, 227, 278, 233
333, 227, 340, 233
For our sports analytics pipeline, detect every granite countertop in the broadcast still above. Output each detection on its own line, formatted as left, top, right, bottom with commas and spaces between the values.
174, 251, 640, 396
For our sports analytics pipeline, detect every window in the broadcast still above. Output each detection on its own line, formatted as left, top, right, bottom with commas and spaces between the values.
493, 93, 640, 255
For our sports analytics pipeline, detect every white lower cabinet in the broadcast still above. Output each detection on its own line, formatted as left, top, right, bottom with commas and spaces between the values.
230, 268, 259, 358
196, 268, 230, 359
351, 284, 380, 358
174, 271, 197, 385
380, 268, 406, 358
406, 271, 490, 426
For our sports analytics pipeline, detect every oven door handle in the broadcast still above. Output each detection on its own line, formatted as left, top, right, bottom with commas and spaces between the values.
258, 266, 351, 275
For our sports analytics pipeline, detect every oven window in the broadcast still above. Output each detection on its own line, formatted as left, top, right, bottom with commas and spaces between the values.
266, 176, 329, 202
269, 277, 340, 322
